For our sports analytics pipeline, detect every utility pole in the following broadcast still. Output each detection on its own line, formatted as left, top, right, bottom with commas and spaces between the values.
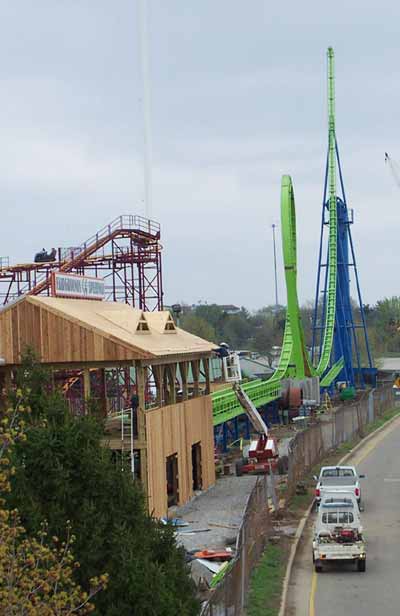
271, 224, 279, 307
138, 0, 153, 219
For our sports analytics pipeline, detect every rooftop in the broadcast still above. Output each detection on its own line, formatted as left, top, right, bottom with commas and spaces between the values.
0, 296, 216, 364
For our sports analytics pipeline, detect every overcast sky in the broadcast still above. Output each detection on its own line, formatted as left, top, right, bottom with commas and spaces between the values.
0, 1, 399, 310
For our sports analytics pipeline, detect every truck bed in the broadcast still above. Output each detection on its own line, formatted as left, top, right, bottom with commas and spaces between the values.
320, 477, 356, 487
314, 539, 365, 561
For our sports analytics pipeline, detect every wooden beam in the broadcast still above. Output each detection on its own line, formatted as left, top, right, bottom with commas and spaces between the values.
179, 361, 189, 401
152, 364, 163, 407
167, 363, 177, 405
99, 368, 107, 417
191, 359, 200, 397
83, 368, 90, 413
141, 353, 212, 367
135, 360, 148, 493
102, 438, 147, 451
203, 358, 211, 395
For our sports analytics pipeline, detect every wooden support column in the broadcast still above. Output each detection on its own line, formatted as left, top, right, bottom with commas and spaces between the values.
167, 363, 177, 405
83, 368, 90, 414
135, 360, 148, 493
99, 368, 107, 417
162, 365, 169, 406
203, 358, 211, 395
179, 361, 189, 401
152, 365, 163, 408
191, 359, 200, 398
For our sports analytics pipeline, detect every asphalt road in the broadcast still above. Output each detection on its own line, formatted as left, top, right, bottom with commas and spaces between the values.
286, 415, 400, 616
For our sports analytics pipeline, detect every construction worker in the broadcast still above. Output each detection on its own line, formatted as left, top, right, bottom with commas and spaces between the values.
213, 342, 230, 359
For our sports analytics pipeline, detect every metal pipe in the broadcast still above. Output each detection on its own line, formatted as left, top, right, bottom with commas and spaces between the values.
138, 0, 153, 218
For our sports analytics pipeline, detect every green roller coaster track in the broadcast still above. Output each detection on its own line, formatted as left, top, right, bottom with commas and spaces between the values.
212, 47, 344, 427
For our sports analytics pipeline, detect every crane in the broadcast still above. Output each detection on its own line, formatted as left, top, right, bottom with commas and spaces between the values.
232, 383, 280, 476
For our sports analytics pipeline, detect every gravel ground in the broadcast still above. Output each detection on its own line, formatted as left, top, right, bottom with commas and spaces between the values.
172, 436, 293, 554
173, 474, 258, 553
169, 436, 294, 585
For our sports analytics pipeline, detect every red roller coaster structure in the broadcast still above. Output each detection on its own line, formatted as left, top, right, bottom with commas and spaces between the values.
0, 214, 163, 310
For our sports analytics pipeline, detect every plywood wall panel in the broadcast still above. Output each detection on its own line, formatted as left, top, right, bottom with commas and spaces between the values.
146, 395, 215, 518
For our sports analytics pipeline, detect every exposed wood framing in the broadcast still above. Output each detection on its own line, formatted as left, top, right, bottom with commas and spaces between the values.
203, 358, 211, 395
191, 359, 200, 397
179, 361, 189, 400
83, 368, 91, 410
135, 360, 148, 493
167, 363, 177, 405
152, 364, 163, 407
146, 395, 215, 517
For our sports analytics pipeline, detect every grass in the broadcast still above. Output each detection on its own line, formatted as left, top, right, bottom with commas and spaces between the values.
246, 543, 285, 616
364, 406, 400, 436
287, 492, 310, 512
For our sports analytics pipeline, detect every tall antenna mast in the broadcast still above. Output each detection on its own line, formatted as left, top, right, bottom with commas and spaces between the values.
138, 0, 153, 219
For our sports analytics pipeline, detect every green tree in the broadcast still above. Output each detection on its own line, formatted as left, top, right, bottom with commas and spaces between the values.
0, 384, 107, 614
373, 297, 400, 353
220, 311, 252, 349
180, 313, 217, 342
7, 357, 199, 616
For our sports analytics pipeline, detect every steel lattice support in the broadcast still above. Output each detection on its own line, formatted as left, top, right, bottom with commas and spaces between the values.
0, 215, 163, 311
311, 50, 373, 388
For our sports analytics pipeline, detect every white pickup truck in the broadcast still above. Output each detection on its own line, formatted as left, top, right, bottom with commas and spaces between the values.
314, 465, 365, 509
312, 494, 366, 572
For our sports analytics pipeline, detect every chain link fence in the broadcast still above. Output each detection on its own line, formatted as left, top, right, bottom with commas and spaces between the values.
286, 385, 394, 500
200, 475, 271, 616
201, 385, 395, 615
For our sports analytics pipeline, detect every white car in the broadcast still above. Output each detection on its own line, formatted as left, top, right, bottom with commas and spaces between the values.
314, 465, 365, 508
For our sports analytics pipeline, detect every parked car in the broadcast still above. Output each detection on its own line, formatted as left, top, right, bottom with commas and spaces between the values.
314, 465, 365, 509
312, 494, 366, 572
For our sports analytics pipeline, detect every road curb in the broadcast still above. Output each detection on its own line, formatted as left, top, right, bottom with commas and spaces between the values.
278, 499, 314, 616
278, 409, 400, 616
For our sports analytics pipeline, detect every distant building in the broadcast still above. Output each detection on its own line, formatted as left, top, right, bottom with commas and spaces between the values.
376, 357, 400, 385
218, 304, 241, 315
240, 356, 274, 380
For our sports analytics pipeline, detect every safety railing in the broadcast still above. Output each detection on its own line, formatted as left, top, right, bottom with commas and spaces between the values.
58, 215, 160, 262
20, 214, 160, 297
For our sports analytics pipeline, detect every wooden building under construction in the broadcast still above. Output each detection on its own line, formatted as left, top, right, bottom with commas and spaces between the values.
0, 295, 216, 517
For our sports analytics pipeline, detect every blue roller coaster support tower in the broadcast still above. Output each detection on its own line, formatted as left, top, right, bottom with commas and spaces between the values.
312, 48, 374, 388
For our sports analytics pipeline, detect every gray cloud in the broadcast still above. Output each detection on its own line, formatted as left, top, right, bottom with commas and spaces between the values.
0, 1, 398, 310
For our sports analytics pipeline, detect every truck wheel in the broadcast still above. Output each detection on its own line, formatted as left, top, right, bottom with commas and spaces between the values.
357, 559, 366, 572
235, 460, 245, 477
315, 561, 323, 573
